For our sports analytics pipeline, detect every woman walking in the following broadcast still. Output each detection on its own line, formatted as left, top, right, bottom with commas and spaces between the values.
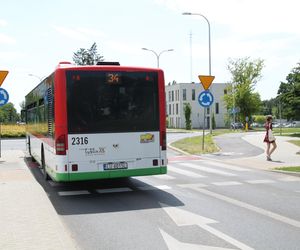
263, 115, 277, 161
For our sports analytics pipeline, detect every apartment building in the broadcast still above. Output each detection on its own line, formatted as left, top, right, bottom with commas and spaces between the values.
166, 82, 227, 129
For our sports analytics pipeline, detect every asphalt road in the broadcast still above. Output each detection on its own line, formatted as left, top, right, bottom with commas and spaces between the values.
4, 137, 300, 249
27, 154, 300, 250
204, 132, 264, 159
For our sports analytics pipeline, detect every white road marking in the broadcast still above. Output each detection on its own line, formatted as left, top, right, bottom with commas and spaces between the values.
178, 183, 208, 189
212, 181, 242, 186
246, 179, 275, 184
278, 176, 300, 182
190, 187, 300, 229
58, 190, 90, 196
96, 187, 132, 194
138, 185, 171, 191
168, 165, 206, 178
153, 174, 176, 180
179, 162, 237, 176
202, 160, 251, 172
161, 204, 254, 250
159, 229, 235, 250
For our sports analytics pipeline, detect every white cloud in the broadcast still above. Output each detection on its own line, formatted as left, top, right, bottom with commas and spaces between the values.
0, 33, 16, 44
156, 0, 300, 35
0, 19, 7, 27
52, 25, 106, 42
0, 19, 15, 45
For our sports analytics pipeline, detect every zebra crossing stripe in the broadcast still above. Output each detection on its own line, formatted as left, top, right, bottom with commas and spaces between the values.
168, 165, 206, 178
153, 175, 176, 180
179, 162, 237, 176
201, 160, 251, 172
212, 181, 242, 186
246, 179, 275, 184
58, 190, 90, 196
278, 176, 300, 182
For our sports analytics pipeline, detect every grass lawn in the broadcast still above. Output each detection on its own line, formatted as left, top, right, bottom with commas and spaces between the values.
274, 167, 300, 172
170, 134, 219, 154
288, 140, 300, 147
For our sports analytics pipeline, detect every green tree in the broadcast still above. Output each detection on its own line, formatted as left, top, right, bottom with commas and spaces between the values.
277, 62, 300, 121
0, 103, 19, 123
224, 57, 264, 123
73, 42, 104, 65
183, 103, 192, 130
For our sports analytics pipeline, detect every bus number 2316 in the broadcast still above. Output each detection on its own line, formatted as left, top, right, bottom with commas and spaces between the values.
71, 137, 89, 145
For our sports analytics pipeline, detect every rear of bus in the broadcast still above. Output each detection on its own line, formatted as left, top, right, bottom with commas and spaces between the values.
64, 65, 167, 181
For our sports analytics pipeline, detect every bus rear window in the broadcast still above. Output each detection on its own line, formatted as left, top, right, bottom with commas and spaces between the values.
66, 71, 159, 134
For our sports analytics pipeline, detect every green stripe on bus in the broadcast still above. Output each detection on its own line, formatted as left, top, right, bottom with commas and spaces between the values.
49, 166, 167, 182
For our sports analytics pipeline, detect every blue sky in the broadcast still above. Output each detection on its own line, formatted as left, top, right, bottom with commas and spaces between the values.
1, 0, 299, 111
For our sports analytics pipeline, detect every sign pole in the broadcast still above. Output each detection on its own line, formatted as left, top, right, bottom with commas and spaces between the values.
202, 108, 205, 150
0, 123, 2, 158
198, 89, 214, 152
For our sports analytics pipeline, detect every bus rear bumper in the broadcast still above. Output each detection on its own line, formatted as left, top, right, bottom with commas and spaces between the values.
50, 166, 167, 182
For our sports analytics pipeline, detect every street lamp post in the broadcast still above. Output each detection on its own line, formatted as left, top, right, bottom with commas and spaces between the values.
182, 12, 211, 75
142, 48, 174, 68
182, 12, 213, 134
28, 74, 43, 81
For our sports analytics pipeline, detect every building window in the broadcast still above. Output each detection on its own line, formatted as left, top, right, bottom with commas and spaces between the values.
176, 103, 178, 114
172, 91, 174, 102
183, 89, 186, 101
169, 104, 171, 115
192, 89, 195, 100
169, 91, 171, 102
206, 107, 210, 114
215, 102, 219, 114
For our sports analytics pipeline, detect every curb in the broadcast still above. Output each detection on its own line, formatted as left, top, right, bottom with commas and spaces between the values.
271, 169, 300, 177
167, 144, 191, 156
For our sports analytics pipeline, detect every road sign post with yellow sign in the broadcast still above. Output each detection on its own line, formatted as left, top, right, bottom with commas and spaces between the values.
0, 71, 8, 87
198, 75, 215, 90
198, 74, 215, 150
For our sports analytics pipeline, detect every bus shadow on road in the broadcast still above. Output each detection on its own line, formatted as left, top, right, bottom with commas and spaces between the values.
24, 157, 184, 216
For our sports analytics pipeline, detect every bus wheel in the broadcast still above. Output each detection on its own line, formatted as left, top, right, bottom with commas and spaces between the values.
27, 137, 36, 162
41, 147, 49, 180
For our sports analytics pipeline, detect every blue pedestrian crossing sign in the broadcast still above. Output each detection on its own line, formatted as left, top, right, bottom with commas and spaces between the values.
198, 90, 214, 107
0, 88, 9, 106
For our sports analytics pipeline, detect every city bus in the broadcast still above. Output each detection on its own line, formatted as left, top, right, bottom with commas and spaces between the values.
25, 62, 167, 182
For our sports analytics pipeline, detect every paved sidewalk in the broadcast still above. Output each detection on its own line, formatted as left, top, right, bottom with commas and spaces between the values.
0, 150, 78, 250
223, 132, 300, 170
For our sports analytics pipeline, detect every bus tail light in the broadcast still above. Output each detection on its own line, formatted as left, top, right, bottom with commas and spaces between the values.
160, 131, 166, 151
56, 135, 66, 155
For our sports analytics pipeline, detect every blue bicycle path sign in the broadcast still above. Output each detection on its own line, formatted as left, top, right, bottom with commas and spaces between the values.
0, 88, 9, 106
198, 90, 214, 107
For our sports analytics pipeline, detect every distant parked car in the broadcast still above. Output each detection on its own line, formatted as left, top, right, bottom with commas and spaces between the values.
283, 122, 295, 128
272, 122, 281, 128
231, 122, 244, 129
251, 122, 260, 128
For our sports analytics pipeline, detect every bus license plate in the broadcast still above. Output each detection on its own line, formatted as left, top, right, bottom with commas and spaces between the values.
104, 162, 128, 170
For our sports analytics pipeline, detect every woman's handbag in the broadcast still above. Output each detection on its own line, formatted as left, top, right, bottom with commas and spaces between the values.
268, 129, 276, 141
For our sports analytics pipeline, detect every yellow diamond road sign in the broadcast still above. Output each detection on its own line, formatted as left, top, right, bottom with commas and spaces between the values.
198, 75, 215, 90
0, 71, 9, 87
